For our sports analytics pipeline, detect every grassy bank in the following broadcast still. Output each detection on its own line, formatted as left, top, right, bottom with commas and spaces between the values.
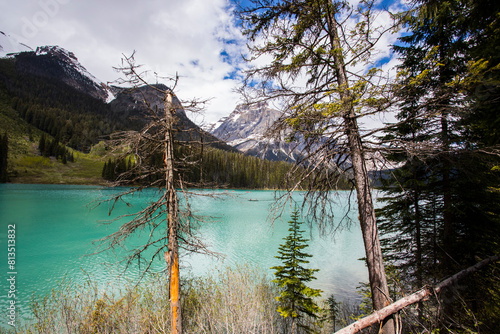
11, 151, 106, 185
0, 96, 108, 186
2, 265, 361, 334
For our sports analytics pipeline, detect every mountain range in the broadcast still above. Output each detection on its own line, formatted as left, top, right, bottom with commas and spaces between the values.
207, 102, 303, 162
0, 31, 298, 162
0, 33, 366, 187
0, 34, 307, 187
0, 34, 235, 150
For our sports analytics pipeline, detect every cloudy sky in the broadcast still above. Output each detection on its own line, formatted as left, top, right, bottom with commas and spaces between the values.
1, 0, 403, 126
0, 0, 250, 125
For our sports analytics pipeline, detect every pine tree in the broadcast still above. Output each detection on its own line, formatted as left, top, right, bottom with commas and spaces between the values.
102, 161, 107, 179
327, 294, 340, 332
378, 0, 500, 330
38, 134, 46, 155
0, 133, 8, 183
271, 209, 322, 334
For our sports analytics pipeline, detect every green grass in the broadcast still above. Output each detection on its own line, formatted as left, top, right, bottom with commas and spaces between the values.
11, 152, 107, 185
0, 95, 108, 185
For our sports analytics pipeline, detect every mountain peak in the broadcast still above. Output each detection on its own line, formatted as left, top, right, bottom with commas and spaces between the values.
208, 102, 303, 161
35, 45, 77, 61
0, 31, 33, 57
35, 45, 101, 88
13, 44, 109, 101
210, 102, 280, 144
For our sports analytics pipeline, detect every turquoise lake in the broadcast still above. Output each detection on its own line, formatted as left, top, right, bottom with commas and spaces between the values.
0, 184, 368, 324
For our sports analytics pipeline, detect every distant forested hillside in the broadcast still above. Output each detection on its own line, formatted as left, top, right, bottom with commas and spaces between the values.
0, 57, 136, 152
0, 56, 331, 189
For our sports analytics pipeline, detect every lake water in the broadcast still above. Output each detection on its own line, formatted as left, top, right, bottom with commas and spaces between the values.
0, 184, 368, 324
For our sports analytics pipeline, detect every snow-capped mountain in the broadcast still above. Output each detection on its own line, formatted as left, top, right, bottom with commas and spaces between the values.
210, 102, 278, 145
12, 45, 110, 101
209, 102, 303, 161
0, 31, 33, 57
0, 33, 108, 101
0, 39, 233, 153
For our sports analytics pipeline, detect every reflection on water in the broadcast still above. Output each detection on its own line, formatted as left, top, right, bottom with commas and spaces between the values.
0, 184, 368, 323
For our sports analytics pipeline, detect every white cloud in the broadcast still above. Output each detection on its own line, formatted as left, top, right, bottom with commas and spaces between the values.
1, 0, 406, 127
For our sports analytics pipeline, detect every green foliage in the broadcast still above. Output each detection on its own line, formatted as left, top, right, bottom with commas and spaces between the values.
89, 141, 108, 157
462, 2, 500, 148
197, 148, 301, 189
378, 0, 500, 332
101, 144, 336, 190
38, 134, 74, 164
0, 132, 8, 182
326, 294, 340, 331
16, 156, 54, 168
271, 209, 322, 333
102, 157, 134, 182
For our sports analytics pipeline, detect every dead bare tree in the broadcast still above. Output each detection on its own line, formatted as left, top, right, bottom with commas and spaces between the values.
95, 53, 214, 334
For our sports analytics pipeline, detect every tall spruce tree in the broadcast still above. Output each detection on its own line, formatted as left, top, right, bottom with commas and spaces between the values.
380, 0, 467, 275
462, 0, 500, 149
239, 2, 398, 331
271, 209, 322, 334
458, 0, 500, 329
378, 0, 500, 331
0, 133, 8, 183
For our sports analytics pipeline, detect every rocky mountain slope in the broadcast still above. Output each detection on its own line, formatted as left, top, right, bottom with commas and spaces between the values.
109, 84, 235, 151
0, 41, 232, 152
208, 102, 303, 162
13, 45, 110, 101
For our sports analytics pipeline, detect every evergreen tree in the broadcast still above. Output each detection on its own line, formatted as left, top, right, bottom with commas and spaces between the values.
378, 0, 500, 331
38, 134, 46, 155
271, 209, 322, 334
327, 294, 340, 332
102, 161, 108, 179
0, 133, 8, 183
381, 0, 468, 278
463, 0, 500, 148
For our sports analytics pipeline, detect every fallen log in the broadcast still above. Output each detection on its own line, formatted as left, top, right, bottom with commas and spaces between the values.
334, 255, 500, 334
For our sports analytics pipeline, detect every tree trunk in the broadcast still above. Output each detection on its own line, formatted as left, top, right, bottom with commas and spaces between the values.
164, 92, 182, 334
440, 111, 453, 273
334, 255, 500, 334
413, 188, 423, 320
345, 114, 393, 331
324, 3, 394, 333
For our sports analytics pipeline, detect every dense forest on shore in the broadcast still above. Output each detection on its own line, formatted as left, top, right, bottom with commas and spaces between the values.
0, 56, 318, 189
0, 57, 130, 152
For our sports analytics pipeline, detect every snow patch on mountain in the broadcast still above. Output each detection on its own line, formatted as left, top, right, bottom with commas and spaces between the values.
34, 45, 108, 99
208, 102, 304, 162
0, 37, 110, 101
35, 45, 101, 85
0, 31, 33, 57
